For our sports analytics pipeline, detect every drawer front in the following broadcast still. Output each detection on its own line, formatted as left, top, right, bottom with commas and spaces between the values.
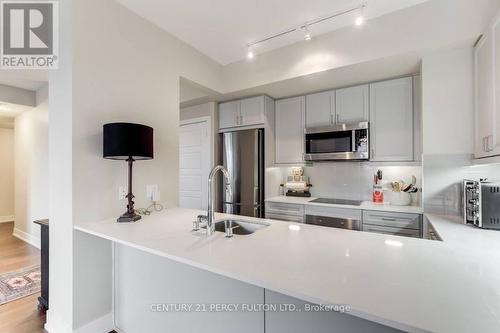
266, 213, 304, 223
363, 224, 420, 238
363, 210, 421, 230
305, 205, 362, 220
265, 202, 304, 217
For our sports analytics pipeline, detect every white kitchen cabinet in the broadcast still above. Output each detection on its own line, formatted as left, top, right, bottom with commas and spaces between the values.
265, 202, 304, 223
474, 13, 500, 159
335, 84, 369, 123
305, 91, 334, 128
219, 100, 240, 129
475, 32, 495, 158
219, 96, 266, 130
370, 77, 414, 161
275, 97, 305, 164
240, 96, 265, 126
363, 211, 422, 238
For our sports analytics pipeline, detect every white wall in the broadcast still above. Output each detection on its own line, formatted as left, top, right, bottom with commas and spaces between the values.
0, 128, 14, 221
13, 85, 49, 247
48, 0, 224, 331
421, 46, 474, 155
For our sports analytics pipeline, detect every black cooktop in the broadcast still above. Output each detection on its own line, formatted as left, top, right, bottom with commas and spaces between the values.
309, 198, 363, 206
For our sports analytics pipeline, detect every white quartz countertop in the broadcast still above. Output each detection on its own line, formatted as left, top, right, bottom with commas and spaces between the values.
265, 196, 423, 214
75, 209, 500, 333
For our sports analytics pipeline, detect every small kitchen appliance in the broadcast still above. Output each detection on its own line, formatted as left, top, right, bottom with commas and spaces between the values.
304, 121, 369, 161
463, 179, 500, 229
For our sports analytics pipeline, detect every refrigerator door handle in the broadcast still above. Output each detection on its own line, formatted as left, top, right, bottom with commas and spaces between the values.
253, 187, 260, 217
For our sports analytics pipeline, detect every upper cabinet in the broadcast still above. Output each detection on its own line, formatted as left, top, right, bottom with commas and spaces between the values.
305, 91, 335, 128
370, 77, 414, 162
474, 13, 500, 159
219, 96, 266, 130
275, 96, 305, 164
335, 85, 369, 123
219, 101, 240, 129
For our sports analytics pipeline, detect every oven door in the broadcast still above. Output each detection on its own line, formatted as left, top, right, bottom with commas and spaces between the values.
304, 122, 369, 161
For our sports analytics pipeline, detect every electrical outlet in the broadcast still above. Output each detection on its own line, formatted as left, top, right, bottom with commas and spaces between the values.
118, 186, 127, 200
146, 184, 159, 201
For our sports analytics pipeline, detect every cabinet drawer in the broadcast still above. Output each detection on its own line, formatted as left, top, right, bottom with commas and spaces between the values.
305, 206, 361, 220
363, 224, 420, 238
265, 202, 304, 217
363, 210, 421, 230
266, 213, 304, 223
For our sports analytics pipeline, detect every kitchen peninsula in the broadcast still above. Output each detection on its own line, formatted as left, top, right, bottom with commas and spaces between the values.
75, 208, 500, 333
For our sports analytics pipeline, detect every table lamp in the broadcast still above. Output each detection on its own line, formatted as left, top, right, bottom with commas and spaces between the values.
103, 122, 153, 222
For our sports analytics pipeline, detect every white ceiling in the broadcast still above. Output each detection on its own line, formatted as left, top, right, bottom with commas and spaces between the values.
117, 0, 430, 65
0, 69, 48, 91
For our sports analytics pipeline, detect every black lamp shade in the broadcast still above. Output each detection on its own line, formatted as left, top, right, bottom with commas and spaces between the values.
103, 123, 153, 160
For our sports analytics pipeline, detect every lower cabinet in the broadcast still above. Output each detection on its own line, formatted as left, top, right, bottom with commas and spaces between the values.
265, 201, 423, 238
362, 211, 422, 238
265, 202, 304, 223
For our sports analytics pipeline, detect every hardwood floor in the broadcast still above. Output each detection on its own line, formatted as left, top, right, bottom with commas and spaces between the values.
0, 222, 46, 333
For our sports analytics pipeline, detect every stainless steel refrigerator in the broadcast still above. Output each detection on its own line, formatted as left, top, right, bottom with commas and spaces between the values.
221, 129, 264, 218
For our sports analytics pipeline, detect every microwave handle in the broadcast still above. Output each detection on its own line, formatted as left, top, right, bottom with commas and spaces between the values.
352, 130, 356, 152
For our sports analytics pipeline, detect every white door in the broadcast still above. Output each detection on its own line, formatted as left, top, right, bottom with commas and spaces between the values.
179, 120, 210, 209
219, 101, 239, 129
370, 77, 414, 162
305, 91, 334, 128
275, 96, 305, 164
335, 85, 369, 123
240, 96, 264, 126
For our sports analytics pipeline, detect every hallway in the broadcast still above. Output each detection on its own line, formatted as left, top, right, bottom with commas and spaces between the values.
0, 222, 46, 333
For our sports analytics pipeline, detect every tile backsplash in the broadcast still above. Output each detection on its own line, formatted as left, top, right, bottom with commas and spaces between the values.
423, 154, 500, 216
266, 162, 422, 205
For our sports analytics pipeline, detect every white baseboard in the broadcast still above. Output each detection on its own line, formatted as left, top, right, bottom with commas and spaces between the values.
45, 310, 73, 333
73, 313, 114, 333
0, 215, 14, 223
12, 227, 41, 249
45, 312, 114, 333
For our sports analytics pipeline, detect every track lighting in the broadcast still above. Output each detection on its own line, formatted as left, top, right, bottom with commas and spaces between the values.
355, 2, 366, 26
245, 1, 368, 59
247, 47, 254, 59
304, 26, 311, 41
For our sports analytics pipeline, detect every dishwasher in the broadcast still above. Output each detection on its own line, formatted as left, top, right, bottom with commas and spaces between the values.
305, 214, 362, 231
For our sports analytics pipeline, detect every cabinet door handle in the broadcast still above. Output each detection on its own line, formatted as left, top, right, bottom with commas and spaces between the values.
488, 135, 494, 152
336, 114, 340, 123
330, 114, 334, 124
239, 115, 243, 125
483, 137, 487, 152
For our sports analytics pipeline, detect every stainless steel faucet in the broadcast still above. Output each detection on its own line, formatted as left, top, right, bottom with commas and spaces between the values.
206, 165, 231, 235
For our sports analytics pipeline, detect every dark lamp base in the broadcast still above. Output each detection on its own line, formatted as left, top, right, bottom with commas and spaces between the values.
117, 212, 142, 223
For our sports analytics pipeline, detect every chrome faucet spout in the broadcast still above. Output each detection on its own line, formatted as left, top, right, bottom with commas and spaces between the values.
207, 165, 231, 235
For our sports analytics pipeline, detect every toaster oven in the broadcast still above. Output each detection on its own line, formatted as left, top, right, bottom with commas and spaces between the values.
463, 179, 500, 229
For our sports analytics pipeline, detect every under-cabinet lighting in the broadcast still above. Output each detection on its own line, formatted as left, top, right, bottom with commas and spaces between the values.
289, 224, 301, 231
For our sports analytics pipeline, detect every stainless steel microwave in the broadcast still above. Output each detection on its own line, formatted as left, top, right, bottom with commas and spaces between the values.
304, 122, 369, 161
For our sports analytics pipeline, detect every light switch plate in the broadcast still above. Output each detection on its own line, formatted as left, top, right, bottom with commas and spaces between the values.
147, 184, 159, 201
